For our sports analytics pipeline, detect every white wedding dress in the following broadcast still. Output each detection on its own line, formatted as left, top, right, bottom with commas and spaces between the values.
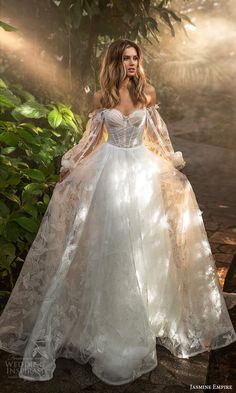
0, 105, 235, 385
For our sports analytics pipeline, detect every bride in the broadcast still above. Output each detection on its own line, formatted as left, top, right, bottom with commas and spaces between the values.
0, 39, 235, 386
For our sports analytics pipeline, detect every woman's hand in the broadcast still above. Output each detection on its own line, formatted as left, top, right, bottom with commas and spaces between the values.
59, 168, 70, 183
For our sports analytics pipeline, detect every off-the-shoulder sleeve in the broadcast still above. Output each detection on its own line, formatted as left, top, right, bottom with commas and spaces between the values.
60, 109, 105, 173
145, 104, 186, 170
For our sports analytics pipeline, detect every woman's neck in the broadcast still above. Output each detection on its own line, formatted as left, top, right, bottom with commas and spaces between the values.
119, 77, 132, 90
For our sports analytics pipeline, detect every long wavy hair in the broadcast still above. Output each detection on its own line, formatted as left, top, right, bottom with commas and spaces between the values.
99, 39, 149, 108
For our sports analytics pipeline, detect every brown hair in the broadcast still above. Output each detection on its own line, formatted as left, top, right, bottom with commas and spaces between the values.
99, 39, 149, 108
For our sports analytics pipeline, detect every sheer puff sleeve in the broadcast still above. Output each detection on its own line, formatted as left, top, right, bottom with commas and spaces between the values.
144, 104, 186, 170
60, 108, 105, 175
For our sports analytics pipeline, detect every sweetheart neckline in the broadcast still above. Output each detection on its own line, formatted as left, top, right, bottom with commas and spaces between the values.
105, 107, 146, 118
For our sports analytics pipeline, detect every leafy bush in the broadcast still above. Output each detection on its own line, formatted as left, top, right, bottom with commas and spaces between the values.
0, 79, 83, 301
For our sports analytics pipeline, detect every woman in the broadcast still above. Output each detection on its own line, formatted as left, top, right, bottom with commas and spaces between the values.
0, 39, 235, 386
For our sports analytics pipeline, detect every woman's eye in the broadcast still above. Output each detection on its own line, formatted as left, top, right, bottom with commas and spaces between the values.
123, 57, 138, 61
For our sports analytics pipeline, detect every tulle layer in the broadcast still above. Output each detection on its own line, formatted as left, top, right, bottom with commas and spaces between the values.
0, 141, 235, 385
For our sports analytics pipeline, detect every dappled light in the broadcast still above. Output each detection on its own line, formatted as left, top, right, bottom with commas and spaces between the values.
157, 15, 236, 88
0, 20, 68, 93
217, 266, 229, 288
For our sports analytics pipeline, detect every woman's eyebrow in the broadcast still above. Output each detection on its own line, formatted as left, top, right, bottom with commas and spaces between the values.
123, 55, 138, 58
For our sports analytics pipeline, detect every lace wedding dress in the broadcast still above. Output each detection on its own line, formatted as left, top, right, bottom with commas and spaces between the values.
0, 105, 235, 385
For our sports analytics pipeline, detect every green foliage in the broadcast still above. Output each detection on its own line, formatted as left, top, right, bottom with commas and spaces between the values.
0, 20, 18, 32
0, 79, 83, 298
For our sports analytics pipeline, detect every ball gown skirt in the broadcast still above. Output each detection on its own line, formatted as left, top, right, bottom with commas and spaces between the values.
0, 107, 235, 385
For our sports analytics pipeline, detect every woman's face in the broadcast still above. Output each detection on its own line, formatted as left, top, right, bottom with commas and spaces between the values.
122, 46, 138, 77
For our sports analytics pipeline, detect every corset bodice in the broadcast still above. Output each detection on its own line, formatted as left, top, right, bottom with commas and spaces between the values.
103, 108, 146, 148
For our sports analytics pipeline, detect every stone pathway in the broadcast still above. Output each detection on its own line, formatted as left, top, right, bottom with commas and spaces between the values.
0, 137, 235, 393
0, 348, 209, 393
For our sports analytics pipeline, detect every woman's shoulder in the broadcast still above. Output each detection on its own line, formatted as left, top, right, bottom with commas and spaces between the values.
144, 83, 156, 94
144, 83, 157, 106
93, 90, 103, 109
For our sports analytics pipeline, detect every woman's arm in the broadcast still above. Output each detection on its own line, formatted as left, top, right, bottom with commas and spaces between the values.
145, 86, 186, 170
92, 90, 103, 110
59, 92, 105, 183
145, 84, 157, 107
